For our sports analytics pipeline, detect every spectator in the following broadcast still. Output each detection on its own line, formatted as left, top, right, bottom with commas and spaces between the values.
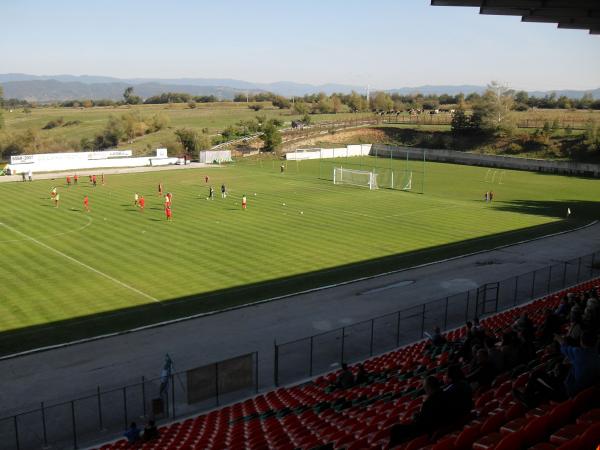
582, 295, 599, 331
565, 310, 584, 346
554, 296, 570, 318
467, 349, 497, 389
538, 309, 563, 345
500, 331, 520, 369
389, 376, 449, 446
143, 419, 159, 441
513, 313, 535, 342
355, 363, 369, 385
444, 364, 473, 417
124, 422, 141, 444
558, 331, 600, 397
430, 326, 447, 347
485, 337, 504, 373
336, 363, 355, 389
513, 361, 569, 408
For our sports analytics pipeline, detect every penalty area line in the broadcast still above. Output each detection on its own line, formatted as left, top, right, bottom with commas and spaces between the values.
0, 222, 159, 304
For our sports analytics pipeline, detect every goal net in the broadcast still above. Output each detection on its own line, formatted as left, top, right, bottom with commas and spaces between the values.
333, 167, 378, 190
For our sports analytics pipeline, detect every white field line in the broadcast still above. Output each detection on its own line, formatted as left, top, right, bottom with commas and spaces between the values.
0, 222, 159, 303
1, 220, 597, 362
0, 214, 94, 244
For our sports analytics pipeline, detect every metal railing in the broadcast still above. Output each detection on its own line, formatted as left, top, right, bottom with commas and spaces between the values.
0, 352, 258, 450
273, 251, 600, 386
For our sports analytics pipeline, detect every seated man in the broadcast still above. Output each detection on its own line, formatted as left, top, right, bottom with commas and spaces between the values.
467, 349, 497, 389
336, 363, 355, 389
390, 376, 449, 446
143, 419, 159, 441
444, 364, 473, 418
124, 422, 141, 444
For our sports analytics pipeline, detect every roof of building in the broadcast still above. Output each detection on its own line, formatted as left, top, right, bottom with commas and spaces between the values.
431, 0, 600, 35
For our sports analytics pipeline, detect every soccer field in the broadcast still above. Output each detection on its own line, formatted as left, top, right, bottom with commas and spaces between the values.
1, 158, 599, 354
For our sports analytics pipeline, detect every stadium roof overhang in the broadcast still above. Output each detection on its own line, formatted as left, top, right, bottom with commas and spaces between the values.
431, 0, 600, 35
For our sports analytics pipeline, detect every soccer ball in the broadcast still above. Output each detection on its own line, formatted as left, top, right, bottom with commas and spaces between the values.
282, 203, 286, 206
206, 197, 209, 200
300, 211, 304, 215
254, 193, 257, 196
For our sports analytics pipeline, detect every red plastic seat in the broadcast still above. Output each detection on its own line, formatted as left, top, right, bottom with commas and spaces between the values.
453, 424, 481, 450
495, 431, 525, 450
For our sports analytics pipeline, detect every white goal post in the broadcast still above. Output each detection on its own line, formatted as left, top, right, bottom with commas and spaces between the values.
333, 166, 378, 190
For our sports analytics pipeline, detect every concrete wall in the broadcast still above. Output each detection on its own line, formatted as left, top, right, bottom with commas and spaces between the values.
372, 144, 600, 177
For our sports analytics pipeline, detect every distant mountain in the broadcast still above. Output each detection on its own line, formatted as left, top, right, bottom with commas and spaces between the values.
1, 80, 262, 102
385, 85, 487, 96
0, 73, 598, 102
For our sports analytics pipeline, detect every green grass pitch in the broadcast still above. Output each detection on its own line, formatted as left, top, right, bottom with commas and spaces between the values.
0, 157, 598, 354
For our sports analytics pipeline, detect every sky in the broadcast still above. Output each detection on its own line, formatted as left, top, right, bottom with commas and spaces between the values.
1, 0, 599, 91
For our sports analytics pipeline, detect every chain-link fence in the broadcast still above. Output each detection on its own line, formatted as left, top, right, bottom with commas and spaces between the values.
0, 352, 258, 450
274, 251, 600, 386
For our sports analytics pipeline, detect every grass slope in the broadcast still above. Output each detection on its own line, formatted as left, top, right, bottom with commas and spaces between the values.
0, 158, 598, 354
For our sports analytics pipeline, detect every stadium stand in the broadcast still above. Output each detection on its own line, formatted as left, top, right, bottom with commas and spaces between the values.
95, 279, 600, 450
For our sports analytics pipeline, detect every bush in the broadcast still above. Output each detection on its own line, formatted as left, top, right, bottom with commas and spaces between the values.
43, 117, 64, 129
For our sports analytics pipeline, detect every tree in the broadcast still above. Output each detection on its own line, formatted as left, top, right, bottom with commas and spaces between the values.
346, 91, 368, 112
0, 85, 4, 129
370, 92, 393, 111
293, 101, 310, 115
260, 122, 281, 151
94, 115, 124, 149
472, 81, 515, 135
450, 104, 472, 133
123, 86, 142, 105
174, 128, 199, 155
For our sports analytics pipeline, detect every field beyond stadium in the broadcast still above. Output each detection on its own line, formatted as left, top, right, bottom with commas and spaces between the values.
0, 156, 598, 355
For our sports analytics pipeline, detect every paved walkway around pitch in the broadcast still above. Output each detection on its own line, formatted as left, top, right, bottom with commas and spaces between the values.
2, 221, 600, 419
0, 161, 209, 183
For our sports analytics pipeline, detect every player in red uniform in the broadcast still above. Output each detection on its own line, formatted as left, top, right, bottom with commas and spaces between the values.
139, 195, 145, 211
92, 175, 97, 187
205, 175, 209, 184
66, 175, 71, 187
83, 195, 90, 212
74, 174, 78, 184
165, 204, 172, 221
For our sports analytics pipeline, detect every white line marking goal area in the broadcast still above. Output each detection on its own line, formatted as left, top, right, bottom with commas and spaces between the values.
0, 222, 159, 303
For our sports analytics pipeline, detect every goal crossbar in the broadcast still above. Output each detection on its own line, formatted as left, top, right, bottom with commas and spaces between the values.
333, 166, 378, 190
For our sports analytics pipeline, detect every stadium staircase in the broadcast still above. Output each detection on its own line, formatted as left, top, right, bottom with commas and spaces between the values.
95, 279, 600, 450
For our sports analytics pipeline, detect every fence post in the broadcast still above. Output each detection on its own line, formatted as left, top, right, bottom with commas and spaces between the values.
274, 341, 279, 387
123, 387, 128, 429
215, 363, 220, 406
171, 374, 176, 418
71, 401, 77, 449
420, 303, 426, 338
531, 270, 536, 299
97, 386, 103, 430
41, 402, 48, 447
309, 336, 314, 377
14, 415, 19, 450
370, 319, 375, 356
465, 290, 470, 321
340, 327, 345, 364
255, 352, 259, 393
396, 311, 401, 347
443, 297, 449, 330
141, 376, 146, 418
577, 257, 582, 282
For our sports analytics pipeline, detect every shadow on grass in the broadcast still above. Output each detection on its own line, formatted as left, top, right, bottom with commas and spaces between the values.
492, 199, 600, 221
0, 216, 595, 356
